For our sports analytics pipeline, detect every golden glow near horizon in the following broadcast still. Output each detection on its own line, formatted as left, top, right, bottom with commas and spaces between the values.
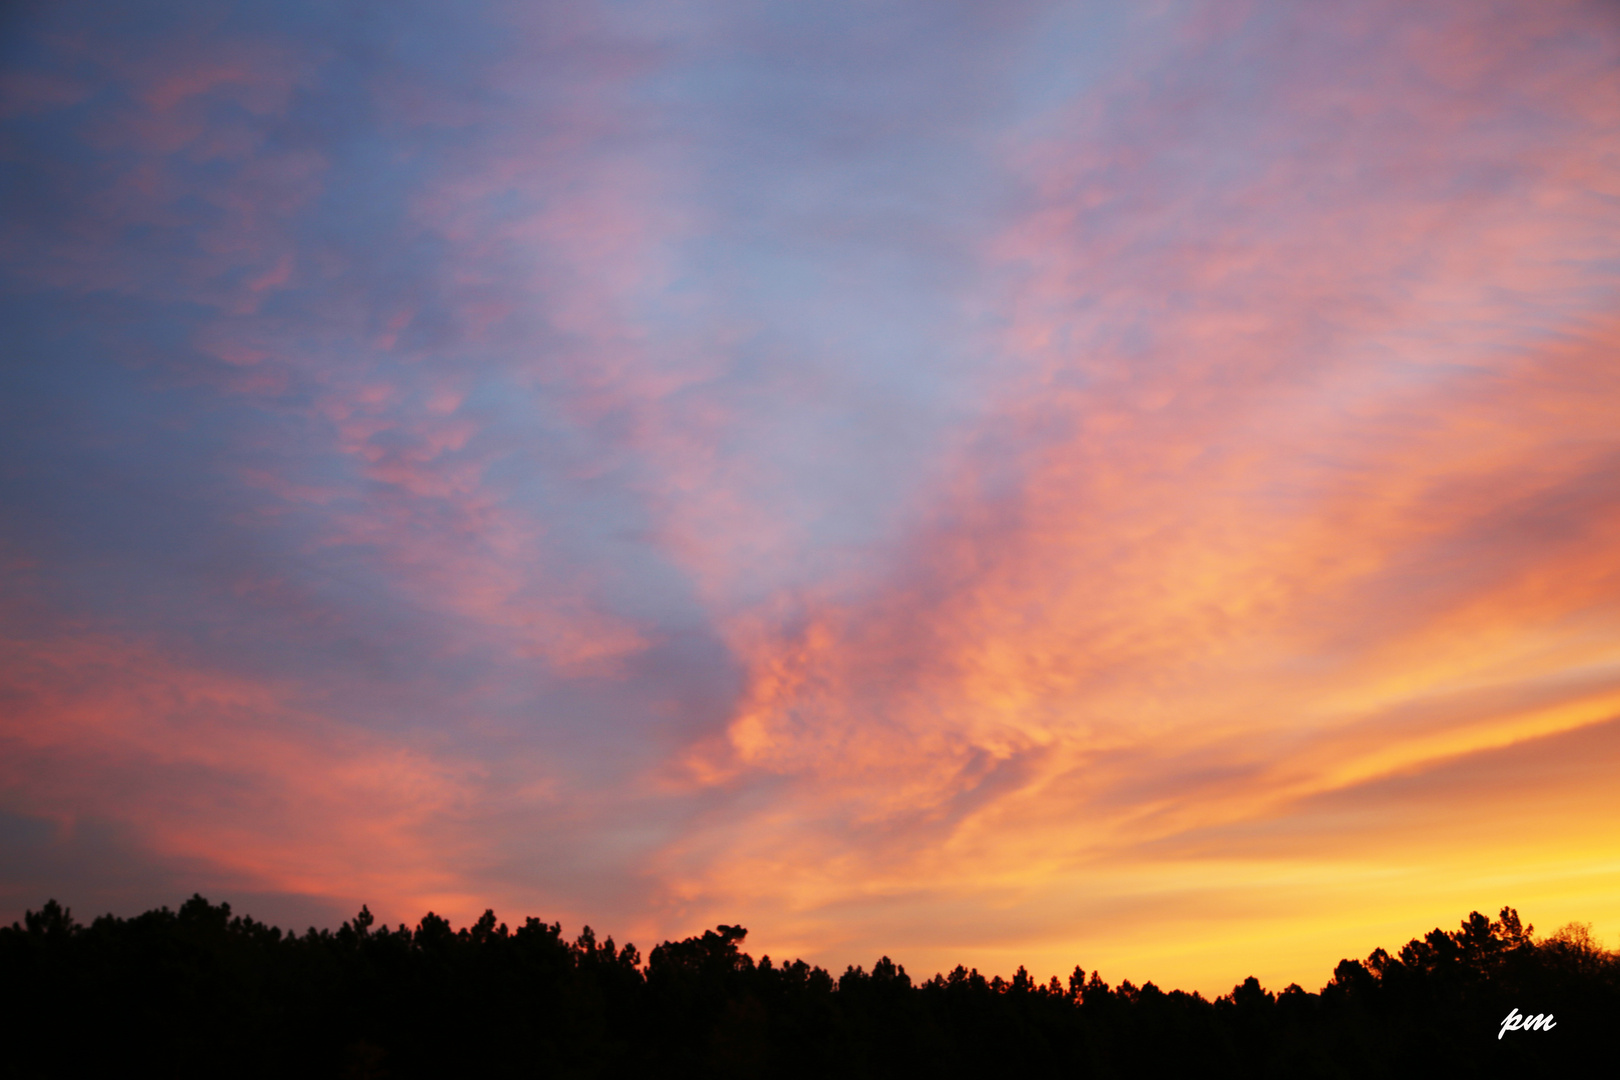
2, 0, 1619, 997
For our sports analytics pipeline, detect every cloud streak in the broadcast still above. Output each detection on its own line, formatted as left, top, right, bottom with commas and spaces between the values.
2, 0, 1618, 993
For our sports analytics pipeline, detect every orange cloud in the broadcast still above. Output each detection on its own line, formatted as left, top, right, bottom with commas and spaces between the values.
0, 620, 488, 923
644, 2, 1620, 991
6, 0, 1618, 998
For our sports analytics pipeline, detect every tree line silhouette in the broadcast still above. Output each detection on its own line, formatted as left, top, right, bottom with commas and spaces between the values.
2, 897, 1610, 1077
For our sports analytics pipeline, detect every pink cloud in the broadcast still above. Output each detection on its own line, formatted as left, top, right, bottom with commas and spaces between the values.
0, 618, 490, 924
633, 0, 1620, 989
8, 0, 1619, 995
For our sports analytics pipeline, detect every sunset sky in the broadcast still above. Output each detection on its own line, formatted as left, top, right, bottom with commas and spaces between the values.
3, 0, 1619, 997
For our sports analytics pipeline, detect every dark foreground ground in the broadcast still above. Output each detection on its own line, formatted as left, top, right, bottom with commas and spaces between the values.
1, 899, 1611, 1077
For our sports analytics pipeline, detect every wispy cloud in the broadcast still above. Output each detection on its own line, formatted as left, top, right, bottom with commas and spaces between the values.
2, 0, 1617, 994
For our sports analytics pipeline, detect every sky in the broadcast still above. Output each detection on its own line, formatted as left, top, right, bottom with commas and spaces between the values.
2, 0, 1619, 997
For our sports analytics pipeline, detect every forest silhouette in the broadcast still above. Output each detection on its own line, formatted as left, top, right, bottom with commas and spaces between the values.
2, 897, 1611, 1077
